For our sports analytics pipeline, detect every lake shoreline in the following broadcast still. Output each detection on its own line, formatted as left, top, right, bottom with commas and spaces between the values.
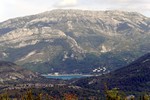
41, 74, 94, 80
42, 74, 93, 76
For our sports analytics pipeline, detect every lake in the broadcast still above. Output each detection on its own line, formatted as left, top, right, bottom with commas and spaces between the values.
42, 74, 92, 80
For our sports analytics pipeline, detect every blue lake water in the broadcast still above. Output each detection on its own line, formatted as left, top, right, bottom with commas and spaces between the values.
43, 74, 92, 80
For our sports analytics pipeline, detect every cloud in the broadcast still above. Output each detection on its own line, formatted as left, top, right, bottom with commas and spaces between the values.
0, 0, 149, 22
83, 0, 150, 16
54, 0, 78, 8
107, 0, 150, 13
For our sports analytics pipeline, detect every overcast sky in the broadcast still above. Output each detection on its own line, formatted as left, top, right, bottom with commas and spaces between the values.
0, 0, 150, 22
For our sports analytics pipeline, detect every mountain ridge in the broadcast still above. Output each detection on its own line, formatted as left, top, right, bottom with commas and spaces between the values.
73, 53, 150, 92
0, 61, 41, 84
0, 9, 150, 74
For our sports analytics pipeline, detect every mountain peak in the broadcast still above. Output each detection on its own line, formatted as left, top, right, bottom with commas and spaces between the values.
40, 9, 145, 17
0, 9, 149, 74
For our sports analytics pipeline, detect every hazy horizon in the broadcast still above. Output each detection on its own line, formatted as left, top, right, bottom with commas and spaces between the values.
0, 0, 150, 22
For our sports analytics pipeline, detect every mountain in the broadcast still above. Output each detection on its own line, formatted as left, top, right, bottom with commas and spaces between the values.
0, 61, 40, 84
0, 9, 150, 74
73, 53, 150, 92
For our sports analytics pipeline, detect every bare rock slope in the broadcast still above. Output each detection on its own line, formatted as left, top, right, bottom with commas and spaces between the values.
0, 9, 150, 74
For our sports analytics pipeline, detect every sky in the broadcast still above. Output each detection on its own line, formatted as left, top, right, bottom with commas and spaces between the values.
0, 0, 150, 22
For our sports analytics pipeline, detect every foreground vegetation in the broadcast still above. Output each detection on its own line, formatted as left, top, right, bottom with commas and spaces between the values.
0, 90, 78, 100
105, 87, 150, 100
0, 86, 150, 100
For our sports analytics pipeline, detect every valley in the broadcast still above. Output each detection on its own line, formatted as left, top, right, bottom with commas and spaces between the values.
0, 53, 150, 99
0, 9, 150, 99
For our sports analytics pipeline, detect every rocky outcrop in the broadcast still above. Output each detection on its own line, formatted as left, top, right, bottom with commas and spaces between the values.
0, 61, 40, 84
0, 9, 149, 74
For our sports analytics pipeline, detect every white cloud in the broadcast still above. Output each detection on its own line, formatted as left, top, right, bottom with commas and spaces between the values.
80, 0, 150, 17
0, 0, 149, 22
54, 0, 78, 8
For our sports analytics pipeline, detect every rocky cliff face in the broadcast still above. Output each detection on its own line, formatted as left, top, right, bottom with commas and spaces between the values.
0, 9, 150, 74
